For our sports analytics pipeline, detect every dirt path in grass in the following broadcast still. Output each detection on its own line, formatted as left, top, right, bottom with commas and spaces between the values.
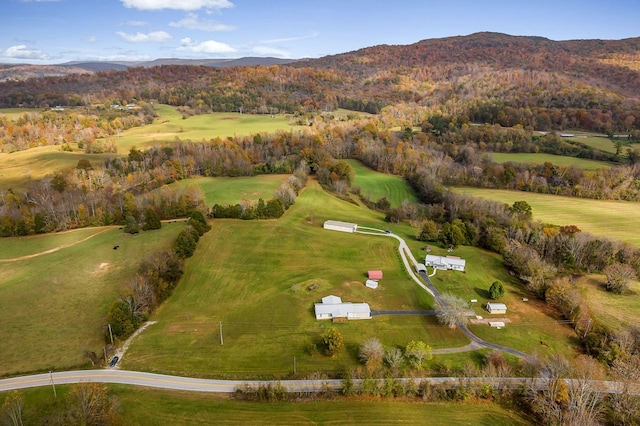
0, 226, 118, 263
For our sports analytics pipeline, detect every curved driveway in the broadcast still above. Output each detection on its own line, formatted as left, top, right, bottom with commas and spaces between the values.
356, 228, 537, 364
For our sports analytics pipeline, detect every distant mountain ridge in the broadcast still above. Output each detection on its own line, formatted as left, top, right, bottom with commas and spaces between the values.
0, 57, 297, 80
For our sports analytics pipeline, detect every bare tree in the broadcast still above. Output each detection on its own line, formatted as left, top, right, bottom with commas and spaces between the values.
384, 347, 404, 370
1, 391, 24, 426
603, 262, 637, 294
66, 383, 118, 425
435, 293, 470, 328
358, 338, 384, 370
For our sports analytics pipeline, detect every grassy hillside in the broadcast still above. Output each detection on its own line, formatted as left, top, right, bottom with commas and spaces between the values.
171, 175, 289, 205
452, 187, 640, 246
576, 274, 640, 331
490, 153, 612, 169
123, 180, 471, 378
113, 104, 296, 151
345, 159, 418, 208
0, 223, 185, 376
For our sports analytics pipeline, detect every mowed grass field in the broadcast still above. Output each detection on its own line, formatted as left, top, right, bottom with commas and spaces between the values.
575, 274, 640, 331
2, 385, 532, 425
0, 222, 185, 377
123, 180, 471, 378
114, 104, 296, 151
426, 245, 581, 357
491, 152, 612, 169
0, 104, 296, 191
171, 175, 289, 205
345, 159, 418, 208
453, 187, 640, 246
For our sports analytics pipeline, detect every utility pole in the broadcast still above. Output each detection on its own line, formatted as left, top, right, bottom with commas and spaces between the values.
103, 347, 108, 363
108, 324, 114, 345
49, 371, 57, 398
219, 321, 224, 345
293, 356, 296, 375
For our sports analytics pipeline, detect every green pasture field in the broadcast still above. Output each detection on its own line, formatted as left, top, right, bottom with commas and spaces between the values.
0, 222, 185, 377
113, 104, 296, 151
0, 104, 297, 191
1, 385, 532, 425
0, 107, 43, 120
0, 227, 107, 260
123, 180, 473, 378
576, 274, 640, 331
566, 136, 619, 153
425, 245, 581, 358
452, 187, 640, 246
345, 159, 418, 208
491, 152, 611, 169
0, 145, 107, 191
171, 175, 289, 205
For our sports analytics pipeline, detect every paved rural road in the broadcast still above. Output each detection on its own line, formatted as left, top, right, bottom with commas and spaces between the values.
2, 370, 639, 396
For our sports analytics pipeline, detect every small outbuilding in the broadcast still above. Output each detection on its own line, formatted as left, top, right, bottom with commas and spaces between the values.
323, 220, 358, 233
365, 279, 379, 289
425, 255, 466, 272
368, 270, 383, 280
314, 295, 371, 320
415, 264, 427, 273
486, 303, 508, 314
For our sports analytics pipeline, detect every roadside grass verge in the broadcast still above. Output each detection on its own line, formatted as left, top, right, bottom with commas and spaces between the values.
0, 223, 185, 377
171, 175, 289, 205
426, 244, 582, 358
344, 159, 418, 208
123, 180, 472, 378
451, 187, 640, 246
490, 153, 612, 169
1, 385, 532, 426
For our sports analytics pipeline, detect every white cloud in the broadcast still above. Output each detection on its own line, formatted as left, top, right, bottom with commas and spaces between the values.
252, 46, 291, 58
121, 20, 149, 27
85, 36, 97, 43
169, 13, 236, 31
116, 31, 172, 42
121, 0, 233, 11
177, 37, 236, 53
3, 44, 51, 60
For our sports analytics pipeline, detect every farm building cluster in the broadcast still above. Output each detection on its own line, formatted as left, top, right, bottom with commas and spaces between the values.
314, 295, 371, 320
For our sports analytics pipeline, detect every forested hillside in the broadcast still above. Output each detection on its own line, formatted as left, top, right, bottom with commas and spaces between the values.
2, 32, 640, 133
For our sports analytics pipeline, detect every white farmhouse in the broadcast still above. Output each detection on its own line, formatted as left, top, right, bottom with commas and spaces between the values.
314, 295, 371, 320
323, 220, 358, 233
425, 255, 466, 272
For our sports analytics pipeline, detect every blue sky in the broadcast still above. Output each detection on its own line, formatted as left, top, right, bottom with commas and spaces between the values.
2, 0, 639, 64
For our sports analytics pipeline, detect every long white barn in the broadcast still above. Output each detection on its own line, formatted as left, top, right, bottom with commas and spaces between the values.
323, 220, 358, 233
314, 295, 371, 320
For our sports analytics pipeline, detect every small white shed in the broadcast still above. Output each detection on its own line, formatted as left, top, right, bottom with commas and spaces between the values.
365, 280, 379, 289
323, 220, 358, 233
486, 303, 508, 314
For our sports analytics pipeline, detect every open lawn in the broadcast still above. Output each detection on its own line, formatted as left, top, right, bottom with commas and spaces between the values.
452, 187, 640, 246
171, 175, 289, 205
576, 274, 640, 331
0, 223, 185, 377
566, 135, 619, 153
2, 385, 532, 425
491, 153, 612, 169
0, 145, 108, 191
113, 104, 297, 152
425, 245, 581, 358
345, 159, 418, 208
123, 180, 472, 378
